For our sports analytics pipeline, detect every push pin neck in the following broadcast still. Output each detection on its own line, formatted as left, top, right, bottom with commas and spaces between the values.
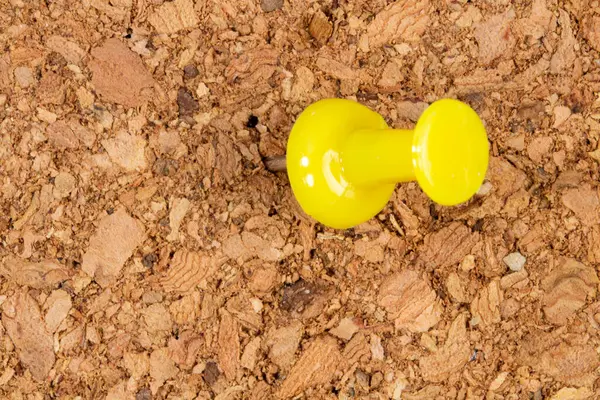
341, 128, 416, 187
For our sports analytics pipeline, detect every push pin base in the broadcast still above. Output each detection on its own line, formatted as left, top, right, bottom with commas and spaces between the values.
287, 99, 394, 229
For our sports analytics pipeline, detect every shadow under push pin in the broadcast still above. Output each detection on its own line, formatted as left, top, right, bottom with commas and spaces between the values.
271, 98, 489, 229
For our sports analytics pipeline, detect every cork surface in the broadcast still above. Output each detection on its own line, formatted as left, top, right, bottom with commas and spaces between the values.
1, 0, 600, 398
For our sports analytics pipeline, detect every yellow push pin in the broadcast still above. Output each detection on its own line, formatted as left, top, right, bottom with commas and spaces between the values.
285, 98, 489, 229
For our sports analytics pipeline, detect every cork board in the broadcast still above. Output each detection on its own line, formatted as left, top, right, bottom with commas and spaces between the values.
1, 0, 600, 398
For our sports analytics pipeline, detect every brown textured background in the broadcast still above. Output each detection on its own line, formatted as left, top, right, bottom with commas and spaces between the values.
1, 0, 600, 398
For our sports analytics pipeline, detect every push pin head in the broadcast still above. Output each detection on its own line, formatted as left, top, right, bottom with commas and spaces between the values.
286, 98, 489, 229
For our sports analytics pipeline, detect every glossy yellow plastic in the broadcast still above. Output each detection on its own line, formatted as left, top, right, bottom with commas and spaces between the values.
286, 98, 489, 229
